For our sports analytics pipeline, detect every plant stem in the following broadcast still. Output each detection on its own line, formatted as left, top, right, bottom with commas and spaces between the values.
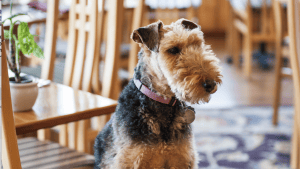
7, 8, 21, 82
10, 0, 13, 16
9, 38, 21, 82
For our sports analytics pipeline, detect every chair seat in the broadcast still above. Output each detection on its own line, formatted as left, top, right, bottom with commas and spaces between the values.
18, 137, 95, 169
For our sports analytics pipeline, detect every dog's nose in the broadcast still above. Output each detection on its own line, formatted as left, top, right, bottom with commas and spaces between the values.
202, 80, 216, 93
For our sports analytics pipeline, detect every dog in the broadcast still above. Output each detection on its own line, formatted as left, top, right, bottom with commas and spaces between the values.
94, 18, 222, 169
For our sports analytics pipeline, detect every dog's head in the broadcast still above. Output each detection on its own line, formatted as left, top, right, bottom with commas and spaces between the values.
131, 19, 222, 104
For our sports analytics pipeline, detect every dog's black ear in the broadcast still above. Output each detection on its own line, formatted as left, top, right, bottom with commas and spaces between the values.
131, 21, 163, 52
180, 19, 199, 30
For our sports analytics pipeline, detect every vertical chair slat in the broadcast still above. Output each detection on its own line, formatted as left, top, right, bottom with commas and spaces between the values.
41, 0, 59, 81
102, 0, 124, 100
91, 0, 106, 95
64, 0, 79, 86
82, 0, 98, 92
128, 0, 145, 78
71, 0, 88, 90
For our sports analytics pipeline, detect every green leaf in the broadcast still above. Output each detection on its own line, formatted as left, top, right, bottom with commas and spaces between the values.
4, 30, 10, 39
32, 45, 44, 58
17, 22, 44, 59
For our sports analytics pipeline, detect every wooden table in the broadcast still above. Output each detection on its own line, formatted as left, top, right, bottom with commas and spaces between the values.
13, 82, 118, 135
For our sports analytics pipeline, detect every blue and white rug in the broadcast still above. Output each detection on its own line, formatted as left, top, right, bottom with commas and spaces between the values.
192, 106, 294, 169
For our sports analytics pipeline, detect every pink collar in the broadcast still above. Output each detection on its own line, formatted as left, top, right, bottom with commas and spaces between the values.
134, 78, 177, 106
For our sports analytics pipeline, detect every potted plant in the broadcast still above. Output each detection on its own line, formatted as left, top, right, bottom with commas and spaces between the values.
3, 1, 44, 112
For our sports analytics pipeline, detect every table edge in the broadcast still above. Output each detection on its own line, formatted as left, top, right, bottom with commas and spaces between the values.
15, 103, 117, 135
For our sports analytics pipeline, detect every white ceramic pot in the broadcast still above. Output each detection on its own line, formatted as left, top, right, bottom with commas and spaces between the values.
9, 76, 39, 112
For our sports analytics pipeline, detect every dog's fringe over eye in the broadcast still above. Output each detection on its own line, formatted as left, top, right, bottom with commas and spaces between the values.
167, 47, 181, 55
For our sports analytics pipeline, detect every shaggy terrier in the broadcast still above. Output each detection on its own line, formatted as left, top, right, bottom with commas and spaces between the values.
94, 18, 222, 169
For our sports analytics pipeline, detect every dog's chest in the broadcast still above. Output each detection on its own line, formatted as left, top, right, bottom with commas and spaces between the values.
138, 106, 191, 143
116, 81, 191, 144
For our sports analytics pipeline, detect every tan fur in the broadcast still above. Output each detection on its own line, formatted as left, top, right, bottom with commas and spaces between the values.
133, 19, 222, 104
108, 139, 197, 169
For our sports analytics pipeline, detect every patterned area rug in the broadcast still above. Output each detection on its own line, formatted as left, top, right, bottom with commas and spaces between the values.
192, 106, 294, 169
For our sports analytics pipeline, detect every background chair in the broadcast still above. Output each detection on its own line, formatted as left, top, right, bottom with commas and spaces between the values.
229, 0, 276, 77
37, 0, 113, 154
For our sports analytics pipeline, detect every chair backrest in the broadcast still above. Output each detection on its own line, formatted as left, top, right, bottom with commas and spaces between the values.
62, 0, 123, 100
2, 29, 22, 169
232, 0, 275, 35
63, 0, 99, 92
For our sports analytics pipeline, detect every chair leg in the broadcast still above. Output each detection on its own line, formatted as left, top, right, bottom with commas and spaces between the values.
68, 122, 78, 150
291, 118, 300, 168
232, 30, 241, 67
272, 43, 283, 126
243, 35, 252, 78
59, 124, 68, 147
77, 119, 90, 153
37, 129, 51, 141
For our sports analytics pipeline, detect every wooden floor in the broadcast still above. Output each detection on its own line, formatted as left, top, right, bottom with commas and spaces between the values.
194, 35, 294, 109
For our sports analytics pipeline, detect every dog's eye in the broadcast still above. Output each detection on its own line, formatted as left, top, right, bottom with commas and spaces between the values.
167, 47, 180, 55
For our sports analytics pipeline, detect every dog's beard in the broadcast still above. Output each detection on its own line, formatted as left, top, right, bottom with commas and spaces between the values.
171, 83, 212, 104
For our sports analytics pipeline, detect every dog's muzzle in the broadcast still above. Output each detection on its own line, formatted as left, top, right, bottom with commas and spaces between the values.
202, 80, 216, 93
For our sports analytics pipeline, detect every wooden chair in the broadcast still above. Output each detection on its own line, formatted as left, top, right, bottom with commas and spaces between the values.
286, 0, 300, 167
36, 0, 125, 155
272, 0, 292, 125
37, 0, 105, 154
2, 30, 95, 169
230, 0, 276, 77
